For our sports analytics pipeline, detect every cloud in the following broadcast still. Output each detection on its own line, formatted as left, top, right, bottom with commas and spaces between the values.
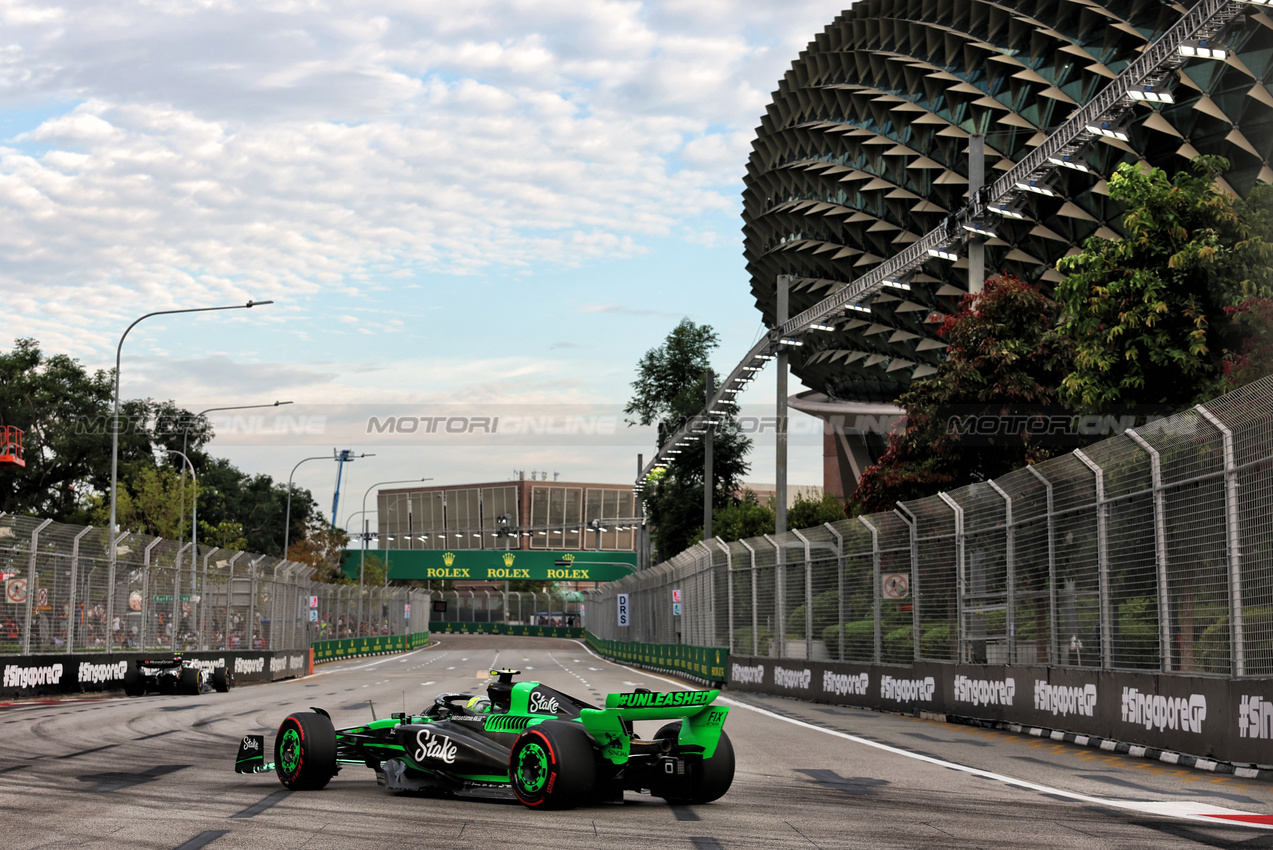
575, 304, 682, 318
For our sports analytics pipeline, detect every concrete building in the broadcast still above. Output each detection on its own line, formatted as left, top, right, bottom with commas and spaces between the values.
374, 477, 640, 553
744, 0, 1273, 497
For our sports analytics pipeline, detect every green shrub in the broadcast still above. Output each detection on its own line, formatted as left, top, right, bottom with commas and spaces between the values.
785, 589, 843, 639
822, 619, 875, 660
883, 624, 914, 664
1198, 606, 1273, 674
920, 622, 952, 659
732, 626, 774, 657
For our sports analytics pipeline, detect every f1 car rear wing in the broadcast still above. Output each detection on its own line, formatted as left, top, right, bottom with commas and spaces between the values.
580, 690, 729, 766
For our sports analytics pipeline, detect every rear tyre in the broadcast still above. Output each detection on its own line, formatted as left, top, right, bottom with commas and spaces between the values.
654, 721, 735, 805
180, 666, 201, 696
122, 663, 143, 698
275, 712, 337, 790
509, 720, 596, 809
210, 667, 231, 693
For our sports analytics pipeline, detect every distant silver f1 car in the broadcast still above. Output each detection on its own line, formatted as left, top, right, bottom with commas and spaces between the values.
123, 654, 232, 697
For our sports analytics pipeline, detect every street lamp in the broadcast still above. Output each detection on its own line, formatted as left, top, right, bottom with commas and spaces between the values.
169, 449, 197, 651
107, 300, 272, 634
385, 495, 415, 551
178, 401, 293, 544
359, 478, 431, 632
284, 452, 373, 557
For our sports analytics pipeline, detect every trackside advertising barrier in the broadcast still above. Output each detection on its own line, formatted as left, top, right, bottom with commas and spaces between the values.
587, 633, 728, 685
0, 649, 314, 700
311, 631, 431, 663
431, 621, 582, 639
726, 655, 1273, 767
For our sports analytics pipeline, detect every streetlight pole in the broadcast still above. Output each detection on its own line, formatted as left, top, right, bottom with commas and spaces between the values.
178, 401, 293, 543
359, 478, 431, 633
169, 450, 197, 652
284, 452, 373, 558
107, 300, 272, 638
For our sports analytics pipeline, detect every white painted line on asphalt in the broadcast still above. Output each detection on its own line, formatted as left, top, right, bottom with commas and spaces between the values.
577, 643, 1273, 833
720, 696, 1273, 831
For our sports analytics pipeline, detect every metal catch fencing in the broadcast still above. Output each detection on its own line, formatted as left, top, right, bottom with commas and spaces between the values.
428, 589, 583, 627
0, 518, 430, 655
589, 374, 1273, 677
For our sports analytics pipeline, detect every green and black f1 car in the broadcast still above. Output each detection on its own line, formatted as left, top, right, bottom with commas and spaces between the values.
235, 670, 734, 809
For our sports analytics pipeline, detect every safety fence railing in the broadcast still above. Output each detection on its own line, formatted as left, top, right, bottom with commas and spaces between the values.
589, 373, 1273, 679
427, 589, 584, 629
0, 518, 431, 655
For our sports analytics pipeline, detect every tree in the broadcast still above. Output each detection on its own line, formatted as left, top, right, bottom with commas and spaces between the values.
0, 338, 220, 522
707, 491, 775, 542
852, 275, 1074, 513
626, 319, 752, 560
195, 457, 315, 557
87, 465, 195, 539
287, 518, 351, 584
787, 490, 846, 529
1055, 156, 1273, 412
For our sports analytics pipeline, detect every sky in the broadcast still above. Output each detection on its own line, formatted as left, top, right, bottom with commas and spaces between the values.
1, 0, 849, 532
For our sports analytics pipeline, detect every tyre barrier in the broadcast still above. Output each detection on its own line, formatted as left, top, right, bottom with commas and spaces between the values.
0, 649, 315, 700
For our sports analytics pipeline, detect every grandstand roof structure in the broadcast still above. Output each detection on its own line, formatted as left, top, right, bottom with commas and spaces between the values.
742, 0, 1273, 405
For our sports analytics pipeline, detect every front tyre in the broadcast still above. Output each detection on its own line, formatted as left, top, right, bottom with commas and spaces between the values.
654, 721, 735, 804
275, 712, 337, 790
509, 720, 596, 809
210, 666, 231, 693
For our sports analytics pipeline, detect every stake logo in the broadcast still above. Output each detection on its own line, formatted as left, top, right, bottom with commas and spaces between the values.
1121, 687, 1207, 733
954, 675, 1016, 707
241, 736, 260, 752
78, 660, 128, 684
1239, 695, 1273, 740
774, 666, 812, 690
413, 728, 458, 764
730, 663, 764, 685
880, 675, 935, 703
823, 671, 869, 697
1033, 681, 1097, 718
528, 691, 560, 714
3, 663, 64, 690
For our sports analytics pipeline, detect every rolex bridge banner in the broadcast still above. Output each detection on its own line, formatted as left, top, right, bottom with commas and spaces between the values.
430, 621, 582, 639
0, 649, 315, 700
725, 656, 1273, 767
586, 633, 728, 685
340, 548, 637, 583
312, 632, 432, 663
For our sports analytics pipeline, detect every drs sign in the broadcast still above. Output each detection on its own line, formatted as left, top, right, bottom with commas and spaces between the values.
616, 593, 629, 627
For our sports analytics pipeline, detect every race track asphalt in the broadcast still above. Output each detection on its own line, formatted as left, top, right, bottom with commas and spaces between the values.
1, 634, 1271, 849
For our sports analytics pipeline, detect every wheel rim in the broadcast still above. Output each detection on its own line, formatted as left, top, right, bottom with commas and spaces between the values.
279, 727, 302, 774
516, 741, 550, 794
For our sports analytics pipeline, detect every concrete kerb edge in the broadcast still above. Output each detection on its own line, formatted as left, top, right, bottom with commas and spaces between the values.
944, 714, 1273, 781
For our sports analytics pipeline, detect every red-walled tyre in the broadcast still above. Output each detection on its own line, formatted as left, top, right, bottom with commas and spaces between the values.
509, 720, 596, 809
275, 712, 337, 790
